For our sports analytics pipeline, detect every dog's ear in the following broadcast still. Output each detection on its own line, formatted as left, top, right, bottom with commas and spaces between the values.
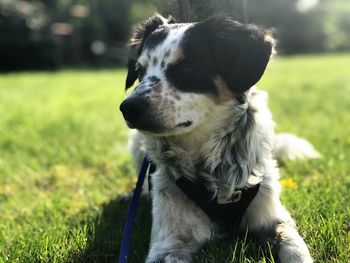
204, 17, 275, 93
125, 14, 176, 90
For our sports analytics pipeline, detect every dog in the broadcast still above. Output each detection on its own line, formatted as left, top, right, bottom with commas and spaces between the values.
120, 14, 314, 263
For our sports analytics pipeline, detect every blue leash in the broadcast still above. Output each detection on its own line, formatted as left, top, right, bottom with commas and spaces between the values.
118, 155, 151, 263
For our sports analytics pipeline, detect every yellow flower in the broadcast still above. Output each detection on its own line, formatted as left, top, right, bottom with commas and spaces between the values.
280, 178, 298, 190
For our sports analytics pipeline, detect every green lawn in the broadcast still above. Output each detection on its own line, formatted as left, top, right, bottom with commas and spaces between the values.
0, 54, 349, 262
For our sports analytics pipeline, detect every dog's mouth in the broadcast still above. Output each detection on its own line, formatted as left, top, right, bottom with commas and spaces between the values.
176, 120, 193, 128
136, 120, 194, 137
126, 119, 194, 137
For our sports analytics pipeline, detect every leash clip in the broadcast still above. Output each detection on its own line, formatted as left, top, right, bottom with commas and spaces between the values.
217, 190, 242, 205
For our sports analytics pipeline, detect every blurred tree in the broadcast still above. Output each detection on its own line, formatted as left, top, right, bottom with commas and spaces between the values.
323, 0, 350, 51
153, 0, 247, 22
0, 0, 349, 70
153, 0, 328, 54
0, 0, 55, 70
0, 0, 155, 71
247, 0, 327, 54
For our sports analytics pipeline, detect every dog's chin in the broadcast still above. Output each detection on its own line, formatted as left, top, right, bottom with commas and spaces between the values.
133, 120, 195, 137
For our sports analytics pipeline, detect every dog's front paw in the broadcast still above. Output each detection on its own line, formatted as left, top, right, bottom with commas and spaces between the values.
276, 225, 313, 263
278, 246, 313, 263
146, 254, 189, 263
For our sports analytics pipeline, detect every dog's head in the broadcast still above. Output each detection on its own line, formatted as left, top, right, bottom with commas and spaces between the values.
120, 14, 275, 136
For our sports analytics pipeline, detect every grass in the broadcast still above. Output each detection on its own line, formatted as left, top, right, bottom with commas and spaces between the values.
0, 54, 349, 262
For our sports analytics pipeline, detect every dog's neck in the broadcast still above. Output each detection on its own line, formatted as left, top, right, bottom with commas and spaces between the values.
145, 88, 275, 196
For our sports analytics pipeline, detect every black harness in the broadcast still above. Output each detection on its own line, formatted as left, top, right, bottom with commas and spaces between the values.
176, 177, 260, 234
148, 162, 260, 235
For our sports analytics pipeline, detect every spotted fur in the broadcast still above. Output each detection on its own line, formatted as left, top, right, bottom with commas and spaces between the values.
120, 14, 313, 263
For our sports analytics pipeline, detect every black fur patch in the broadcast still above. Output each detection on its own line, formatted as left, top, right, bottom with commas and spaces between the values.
192, 17, 273, 93
149, 76, 160, 84
166, 16, 273, 94
165, 27, 218, 95
152, 57, 158, 66
164, 49, 171, 58
165, 60, 217, 95
144, 27, 169, 51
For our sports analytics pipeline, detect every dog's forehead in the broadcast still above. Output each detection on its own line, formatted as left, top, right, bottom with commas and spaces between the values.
138, 23, 193, 66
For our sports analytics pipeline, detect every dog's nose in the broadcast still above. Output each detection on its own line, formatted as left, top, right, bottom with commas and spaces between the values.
120, 96, 149, 124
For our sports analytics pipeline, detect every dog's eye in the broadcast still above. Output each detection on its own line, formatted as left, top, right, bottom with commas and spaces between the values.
178, 60, 195, 75
136, 64, 146, 81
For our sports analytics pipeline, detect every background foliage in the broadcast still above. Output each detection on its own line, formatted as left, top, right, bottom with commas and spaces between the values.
1, 0, 350, 71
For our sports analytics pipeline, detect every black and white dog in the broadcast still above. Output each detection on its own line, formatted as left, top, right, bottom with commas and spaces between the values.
120, 14, 317, 263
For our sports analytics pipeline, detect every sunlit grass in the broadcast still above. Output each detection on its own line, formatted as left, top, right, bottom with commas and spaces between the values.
0, 54, 349, 262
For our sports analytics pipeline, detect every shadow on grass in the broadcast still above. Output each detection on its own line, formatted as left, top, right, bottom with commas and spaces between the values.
73, 196, 276, 263
74, 196, 152, 263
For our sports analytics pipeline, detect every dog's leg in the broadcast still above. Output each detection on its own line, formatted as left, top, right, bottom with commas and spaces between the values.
243, 184, 313, 263
146, 177, 212, 263
273, 220, 313, 263
273, 133, 320, 161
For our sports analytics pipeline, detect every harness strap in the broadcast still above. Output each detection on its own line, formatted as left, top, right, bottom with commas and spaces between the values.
176, 177, 260, 234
